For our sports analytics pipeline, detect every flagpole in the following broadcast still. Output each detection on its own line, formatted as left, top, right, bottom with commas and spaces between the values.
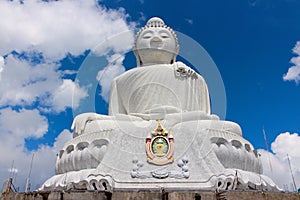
25, 153, 34, 193
287, 154, 297, 192
262, 127, 273, 175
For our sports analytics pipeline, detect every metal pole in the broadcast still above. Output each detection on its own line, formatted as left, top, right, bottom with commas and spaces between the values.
287, 154, 297, 192
9, 160, 14, 178
262, 128, 273, 174
25, 153, 34, 193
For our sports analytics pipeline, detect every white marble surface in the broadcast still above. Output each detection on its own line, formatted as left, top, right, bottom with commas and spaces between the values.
109, 62, 211, 117
40, 17, 279, 192
41, 117, 279, 191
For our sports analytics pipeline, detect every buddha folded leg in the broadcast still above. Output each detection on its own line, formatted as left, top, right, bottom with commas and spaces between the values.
71, 112, 146, 137
167, 119, 260, 173
66, 109, 250, 173
44, 112, 277, 191
74, 118, 273, 191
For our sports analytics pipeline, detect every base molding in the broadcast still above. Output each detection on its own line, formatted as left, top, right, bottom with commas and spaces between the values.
1, 190, 298, 200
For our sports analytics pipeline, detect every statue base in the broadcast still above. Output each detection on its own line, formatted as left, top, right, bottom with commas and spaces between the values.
40, 116, 280, 192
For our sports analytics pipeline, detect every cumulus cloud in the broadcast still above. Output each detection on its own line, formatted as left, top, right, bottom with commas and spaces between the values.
0, 108, 48, 140
96, 53, 126, 102
0, 0, 135, 111
0, 55, 87, 112
51, 79, 88, 113
0, 0, 134, 60
0, 107, 56, 190
29, 129, 72, 189
0, 127, 72, 191
0, 0, 135, 191
0, 55, 60, 107
259, 132, 300, 191
283, 41, 300, 83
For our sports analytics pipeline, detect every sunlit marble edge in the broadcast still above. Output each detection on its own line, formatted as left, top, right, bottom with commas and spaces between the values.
40, 168, 280, 192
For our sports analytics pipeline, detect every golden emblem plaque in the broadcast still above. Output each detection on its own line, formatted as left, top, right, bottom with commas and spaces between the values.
146, 120, 174, 165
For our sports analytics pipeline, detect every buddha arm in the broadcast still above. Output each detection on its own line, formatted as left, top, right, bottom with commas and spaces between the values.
203, 78, 211, 114
108, 79, 126, 116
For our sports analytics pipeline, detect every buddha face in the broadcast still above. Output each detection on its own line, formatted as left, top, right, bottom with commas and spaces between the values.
135, 26, 178, 66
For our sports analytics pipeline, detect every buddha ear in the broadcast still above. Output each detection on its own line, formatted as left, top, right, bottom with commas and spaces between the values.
171, 45, 180, 64
133, 47, 142, 67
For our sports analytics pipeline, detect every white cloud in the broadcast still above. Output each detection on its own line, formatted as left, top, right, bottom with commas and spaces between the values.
0, 127, 72, 191
283, 65, 300, 83
271, 132, 300, 158
29, 129, 73, 189
0, 107, 49, 190
0, 0, 135, 191
0, 55, 61, 107
96, 53, 126, 102
51, 79, 88, 112
0, 108, 48, 139
283, 41, 300, 83
0, 0, 134, 60
0, 55, 88, 112
259, 132, 300, 191
0, 0, 135, 111
91, 30, 134, 57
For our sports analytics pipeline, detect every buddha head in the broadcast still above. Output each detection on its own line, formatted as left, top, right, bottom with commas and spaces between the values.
134, 17, 180, 66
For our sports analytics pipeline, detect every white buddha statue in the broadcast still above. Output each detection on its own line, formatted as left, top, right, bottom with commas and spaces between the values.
110, 17, 210, 118
41, 17, 278, 192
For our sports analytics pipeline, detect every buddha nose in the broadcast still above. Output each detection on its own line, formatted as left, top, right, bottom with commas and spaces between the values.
150, 37, 162, 48
151, 36, 162, 42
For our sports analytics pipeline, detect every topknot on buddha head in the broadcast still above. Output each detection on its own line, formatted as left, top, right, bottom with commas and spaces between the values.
146, 17, 165, 27
134, 17, 180, 66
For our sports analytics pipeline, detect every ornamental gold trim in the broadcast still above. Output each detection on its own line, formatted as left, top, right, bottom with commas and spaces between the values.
146, 120, 174, 165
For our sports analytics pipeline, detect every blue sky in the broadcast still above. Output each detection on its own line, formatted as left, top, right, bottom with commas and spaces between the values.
106, 0, 300, 149
0, 0, 299, 191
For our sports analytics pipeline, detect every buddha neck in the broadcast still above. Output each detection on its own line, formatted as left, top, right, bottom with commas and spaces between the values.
137, 49, 176, 66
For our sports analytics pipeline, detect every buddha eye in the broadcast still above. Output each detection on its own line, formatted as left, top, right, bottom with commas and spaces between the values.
142, 33, 152, 39
160, 33, 169, 38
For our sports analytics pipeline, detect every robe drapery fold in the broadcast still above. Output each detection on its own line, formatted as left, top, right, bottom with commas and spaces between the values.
109, 62, 210, 116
